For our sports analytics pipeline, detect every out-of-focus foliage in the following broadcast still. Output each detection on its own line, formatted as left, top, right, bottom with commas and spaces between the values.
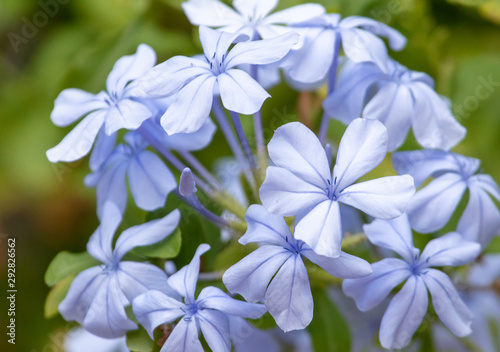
1, 0, 500, 351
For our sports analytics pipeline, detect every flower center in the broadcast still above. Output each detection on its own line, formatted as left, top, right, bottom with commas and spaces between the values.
206, 53, 226, 76
185, 302, 198, 317
326, 177, 339, 200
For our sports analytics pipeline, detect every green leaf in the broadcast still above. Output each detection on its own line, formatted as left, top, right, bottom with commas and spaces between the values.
132, 229, 182, 259
45, 251, 100, 287
308, 289, 351, 352
127, 326, 155, 352
44, 275, 73, 319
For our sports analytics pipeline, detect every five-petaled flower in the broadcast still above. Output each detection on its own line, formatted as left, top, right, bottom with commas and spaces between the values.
182, 0, 325, 40
260, 118, 415, 258
393, 149, 500, 247
343, 214, 481, 350
324, 59, 466, 151
223, 205, 372, 331
59, 204, 180, 338
47, 44, 156, 163
132, 244, 267, 352
136, 26, 298, 134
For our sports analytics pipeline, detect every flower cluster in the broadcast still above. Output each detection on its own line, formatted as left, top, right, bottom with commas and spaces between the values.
46, 0, 500, 351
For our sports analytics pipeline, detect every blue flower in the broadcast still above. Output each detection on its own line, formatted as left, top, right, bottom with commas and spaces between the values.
85, 118, 216, 219
47, 44, 156, 163
132, 244, 267, 352
462, 254, 500, 352
259, 118, 415, 258
136, 26, 298, 134
182, 0, 325, 40
84, 131, 176, 219
342, 214, 481, 350
59, 204, 180, 338
393, 150, 500, 247
281, 14, 406, 84
223, 205, 372, 332
324, 59, 466, 151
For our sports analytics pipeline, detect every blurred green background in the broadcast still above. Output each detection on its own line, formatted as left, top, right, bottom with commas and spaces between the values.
1, 0, 500, 351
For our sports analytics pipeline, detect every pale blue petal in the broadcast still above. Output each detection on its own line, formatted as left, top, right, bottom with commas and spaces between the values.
96, 157, 128, 220
197, 286, 267, 319
59, 266, 106, 323
422, 269, 472, 336
182, 0, 242, 27
106, 44, 156, 96
340, 16, 406, 51
392, 150, 479, 187
161, 118, 216, 151
259, 166, 328, 216
459, 185, 500, 247
340, 28, 389, 68
83, 276, 137, 338
471, 174, 500, 200
363, 82, 413, 151
363, 215, 417, 263
223, 246, 292, 302
240, 204, 291, 247
407, 173, 467, 233
47, 110, 106, 163
379, 275, 428, 350
113, 209, 180, 261
197, 309, 231, 352
267, 121, 331, 188
117, 261, 171, 302
89, 130, 117, 172
87, 203, 122, 263
302, 249, 372, 278
218, 69, 270, 115
410, 83, 466, 151
263, 4, 325, 25
229, 316, 280, 352
162, 316, 203, 352
137, 56, 211, 97
64, 328, 128, 352
338, 175, 415, 219
265, 255, 313, 332
294, 200, 342, 258
339, 204, 364, 235
161, 74, 216, 134
323, 60, 384, 125
238, 61, 282, 89
199, 26, 246, 63
168, 244, 210, 303
333, 118, 388, 191
132, 290, 185, 338
281, 27, 336, 83
103, 99, 152, 135
419, 232, 480, 268
467, 253, 500, 287
51, 88, 107, 127
234, 0, 278, 19
342, 258, 411, 311
225, 32, 298, 69
128, 150, 176, 211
